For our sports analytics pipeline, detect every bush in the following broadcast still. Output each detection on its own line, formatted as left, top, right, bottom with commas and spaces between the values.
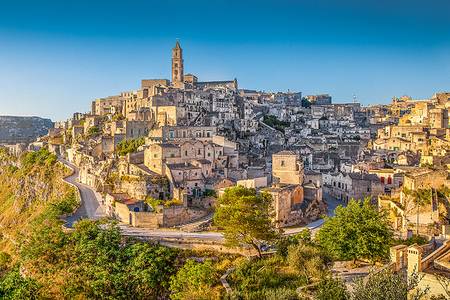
116, 138, 145, 156
169, 259, 219, 300
276, 229, 312, 258
228, 287, 299, 300
21, 148, 57, 169
287, 243, 332, 283
392, 235, 428, 246
229, 256, 306, 294
51, 190, 79, 215
0, 252, 11, 273
0, 267, 41, 299
316, 276, 349, 300
352, 269, 410, 300
86, 126, 100, 137
263, 115, 290, 132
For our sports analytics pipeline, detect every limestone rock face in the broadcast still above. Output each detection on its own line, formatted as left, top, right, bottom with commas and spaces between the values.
0, 116, 53, 144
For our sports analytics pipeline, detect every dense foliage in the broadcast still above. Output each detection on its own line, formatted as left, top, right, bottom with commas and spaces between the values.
316, 198, 393, 263
352, 269, 428, 300
87, 125, 100, 137
1, 149, 444, 300
228, 255, 306, 298
170, 259, 221, 300
0, 148, 181, 299
213, 186, 280, 257
116, 137, 145, 156
262, 115, 290, 132
315, 276, 349, 300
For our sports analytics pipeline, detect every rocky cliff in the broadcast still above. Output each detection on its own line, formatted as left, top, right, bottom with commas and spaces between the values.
0, 116, 53, 144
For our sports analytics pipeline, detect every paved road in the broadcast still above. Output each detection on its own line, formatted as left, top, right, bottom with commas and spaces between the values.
59, 158, 344, 241
60, 158, 105, 227
119, 224, 224, 241
122, 192, 344, 240
283, 193, 344, 236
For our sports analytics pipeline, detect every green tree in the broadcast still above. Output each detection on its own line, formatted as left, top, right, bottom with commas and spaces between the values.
213, 186, 280, 258
316, 198, 393, 263
169, 259, 219, 300
301, 97, 311, 108
122, 243, 178, 299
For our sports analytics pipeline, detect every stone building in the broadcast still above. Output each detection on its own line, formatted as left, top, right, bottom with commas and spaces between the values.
267, 151, 325, 228
322, 171, 384, 203
390, 240, 450, 298
143, 137, 239, 201
272, 150, 304, 185
306, 94, 332, 105
172, 41, 184, 88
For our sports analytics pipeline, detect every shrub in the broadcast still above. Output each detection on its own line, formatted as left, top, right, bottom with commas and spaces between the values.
116, 138, 145, 156
169, 259, 219, 300
287, 243, 332, 283
316, 276, 349, 300
0, 267, 41, 299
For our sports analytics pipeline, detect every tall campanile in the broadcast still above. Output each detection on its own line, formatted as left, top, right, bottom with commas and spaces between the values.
172, 40, 184, 85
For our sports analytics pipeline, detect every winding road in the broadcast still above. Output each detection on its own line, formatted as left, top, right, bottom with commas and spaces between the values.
59, 158, 343, 241
60, 158, 106, 227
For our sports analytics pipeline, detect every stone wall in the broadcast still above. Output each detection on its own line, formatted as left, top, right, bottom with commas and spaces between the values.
162, 206, 209, 227
130, 211, 162, 229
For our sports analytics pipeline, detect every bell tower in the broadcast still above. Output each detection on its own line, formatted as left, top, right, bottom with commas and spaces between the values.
172, 40, 184, 85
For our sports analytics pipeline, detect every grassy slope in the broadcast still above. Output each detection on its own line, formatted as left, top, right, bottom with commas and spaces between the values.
0, 150, 74, 259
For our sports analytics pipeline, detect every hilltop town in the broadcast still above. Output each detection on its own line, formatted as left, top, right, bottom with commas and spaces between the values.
2, 42, 449, 298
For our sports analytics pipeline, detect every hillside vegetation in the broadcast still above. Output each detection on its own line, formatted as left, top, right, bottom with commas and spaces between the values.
0, 148, 441, 299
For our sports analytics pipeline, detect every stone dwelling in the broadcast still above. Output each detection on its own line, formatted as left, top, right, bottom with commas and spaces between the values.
143, 136, 239, 202
104, 192, 209, 229
322, 171, 384, 203
390, 238, 450, 298
379, 168, 449, 233
266, 151, 326, 228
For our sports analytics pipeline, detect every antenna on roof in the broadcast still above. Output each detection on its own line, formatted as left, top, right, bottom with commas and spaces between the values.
353, 94, 358, 104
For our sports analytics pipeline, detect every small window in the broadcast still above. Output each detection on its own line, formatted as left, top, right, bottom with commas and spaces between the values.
281, 160, 285, 167
185, 150, 188, 156
198, 149, 201, 155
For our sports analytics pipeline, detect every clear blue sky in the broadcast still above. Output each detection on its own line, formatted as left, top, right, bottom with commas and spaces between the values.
0, 0, 449, 120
